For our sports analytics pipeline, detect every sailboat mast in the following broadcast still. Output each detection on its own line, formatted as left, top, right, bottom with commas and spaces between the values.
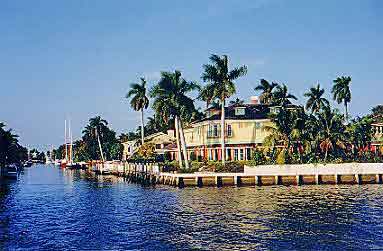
64, 119, 68, 161
69, 119, 73, 163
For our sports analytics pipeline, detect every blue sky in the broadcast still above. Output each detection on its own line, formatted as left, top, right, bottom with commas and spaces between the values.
0, 0, 382, 150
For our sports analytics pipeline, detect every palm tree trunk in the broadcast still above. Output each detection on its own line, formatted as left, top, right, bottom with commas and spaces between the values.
140, 108, 145, 145
178, 117, 190, 169
221, 97, 226, 165
96, 129, 105, 162
324, 147, 328, 163
174, 116, 183, 169
345, 102, 348, 123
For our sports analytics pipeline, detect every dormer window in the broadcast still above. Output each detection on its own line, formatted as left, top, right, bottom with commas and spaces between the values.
235, 107, 245, 116
270, 106, 281, 115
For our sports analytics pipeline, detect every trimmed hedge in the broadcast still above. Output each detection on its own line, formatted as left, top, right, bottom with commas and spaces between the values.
160, 160, 256, 173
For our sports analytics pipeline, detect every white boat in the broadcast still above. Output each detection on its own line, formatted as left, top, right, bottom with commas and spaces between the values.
3, 164, 19, 179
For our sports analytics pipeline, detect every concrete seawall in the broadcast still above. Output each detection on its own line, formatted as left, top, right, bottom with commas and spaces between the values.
91, 162, 383, 187
243, 163, 383, 176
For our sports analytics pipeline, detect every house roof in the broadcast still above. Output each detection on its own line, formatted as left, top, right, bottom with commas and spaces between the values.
144, 132, 175, 144
192, 104, 271, 124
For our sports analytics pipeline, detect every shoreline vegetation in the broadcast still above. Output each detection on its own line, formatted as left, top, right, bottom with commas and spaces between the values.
0, 122, 48, 172
0, 122, 28, 170
23, 53, 383, 173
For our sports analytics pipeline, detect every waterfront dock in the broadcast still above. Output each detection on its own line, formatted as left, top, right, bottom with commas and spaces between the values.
90, 162, 383, 188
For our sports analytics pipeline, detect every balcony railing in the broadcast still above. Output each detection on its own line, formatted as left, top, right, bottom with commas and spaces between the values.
207, 131, 233, 138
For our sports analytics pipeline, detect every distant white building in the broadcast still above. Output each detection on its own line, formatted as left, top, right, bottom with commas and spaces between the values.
121, 130, 176, 160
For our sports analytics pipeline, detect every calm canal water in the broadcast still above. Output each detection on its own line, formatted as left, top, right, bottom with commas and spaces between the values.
1, 164, 383, 250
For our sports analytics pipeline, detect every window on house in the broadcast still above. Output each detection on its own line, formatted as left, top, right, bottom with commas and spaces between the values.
227, 124, 232, 137
235, 107, 245, 116
226, 149, 232, 160
270, 106, 281, 114
208, 124, 219, 138
239, 149, 244, 160
213, 125, 218, 137
234, 149, 239, 160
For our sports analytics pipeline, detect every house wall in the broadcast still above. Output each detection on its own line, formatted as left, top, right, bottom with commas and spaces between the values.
174, 119, 273, 161
183, 119, 272, 147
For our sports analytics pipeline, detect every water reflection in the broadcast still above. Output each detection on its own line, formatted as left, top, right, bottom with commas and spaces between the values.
1, 165, 383, 250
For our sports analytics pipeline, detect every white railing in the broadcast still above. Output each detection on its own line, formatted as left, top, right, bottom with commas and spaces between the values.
244, 163, 383, 176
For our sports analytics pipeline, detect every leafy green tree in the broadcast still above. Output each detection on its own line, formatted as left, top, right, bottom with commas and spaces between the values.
272, 84, 297, 107
0, 122, 28, 168
73, 140, 90, 162
82, 116, 121, 161
332, 76, 352, 121
151, 70, 199, 169
304, 84, 330, 114
201, 54, 247, 165
371, 105, 383, 121
126, 77, 149, 145
254, 79, 278, 105
118, 132, 139, 143
347, 116, 374, 158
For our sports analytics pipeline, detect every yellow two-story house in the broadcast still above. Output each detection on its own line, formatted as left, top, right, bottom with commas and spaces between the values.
170, 103, 273, 161
372, 120, 383, 152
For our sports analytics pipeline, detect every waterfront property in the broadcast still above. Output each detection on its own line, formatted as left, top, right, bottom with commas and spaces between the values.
179, 97, 273, 161
122, 97, 302, 161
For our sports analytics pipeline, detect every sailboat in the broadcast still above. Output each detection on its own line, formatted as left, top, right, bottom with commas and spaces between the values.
61, 119, 74, 168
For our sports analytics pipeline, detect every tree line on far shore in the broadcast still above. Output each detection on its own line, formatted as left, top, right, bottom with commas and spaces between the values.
0, 122, 28, 168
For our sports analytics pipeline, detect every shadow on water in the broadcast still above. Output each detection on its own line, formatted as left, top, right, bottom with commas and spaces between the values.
2, 165, 383, 250
0, 177, 18, 249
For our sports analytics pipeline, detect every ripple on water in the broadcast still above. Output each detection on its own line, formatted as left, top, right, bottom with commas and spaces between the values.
1, 165, 383, 250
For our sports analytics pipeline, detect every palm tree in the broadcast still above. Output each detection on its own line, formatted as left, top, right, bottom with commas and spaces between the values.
201, 54, 247, 165
229, 98, 245, 106
304, 84, 330, 114
272, 84, 297, 107
151, 70, 199, 169
126, 77, 149, 145
317, 107, 346, 162
332, 76, 352, 122
82, 116, 109, 161
254, 79, 278, 104
199, 85, 215, 109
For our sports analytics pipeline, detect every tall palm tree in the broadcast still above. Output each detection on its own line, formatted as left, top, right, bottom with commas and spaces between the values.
199, 85, 215, 109
317, 107, 346, 162
254, 79, 279, 105
272, 84, 297, 107
126, 77, 149, 145
151, 70, 199, 169
332, 76, 352, 122
201, 54, 247, 165
304, 84, 330, 114
82, 116, 109, 161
